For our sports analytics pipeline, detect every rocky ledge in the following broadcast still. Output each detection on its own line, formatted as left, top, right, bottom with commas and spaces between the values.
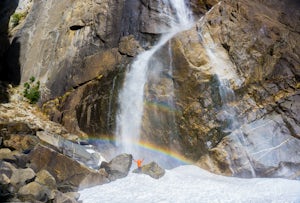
0, 93, 134, 202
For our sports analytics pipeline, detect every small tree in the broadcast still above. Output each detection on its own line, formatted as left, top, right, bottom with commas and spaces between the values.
23, 76, 40, 104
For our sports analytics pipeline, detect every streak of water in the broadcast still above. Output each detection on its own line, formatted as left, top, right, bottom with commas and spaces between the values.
116, 0, 193, 157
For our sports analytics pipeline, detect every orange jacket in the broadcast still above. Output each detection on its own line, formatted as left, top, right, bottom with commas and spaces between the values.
134, 159, 144, 168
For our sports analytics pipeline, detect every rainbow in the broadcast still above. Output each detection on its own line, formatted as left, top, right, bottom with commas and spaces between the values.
144, 100, 181, 114
82, 135, 193, 165
136, 140, 193, 165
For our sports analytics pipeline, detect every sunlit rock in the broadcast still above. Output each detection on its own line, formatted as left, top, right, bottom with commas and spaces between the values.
35, 170, 57, 190
132, 161, 165, 179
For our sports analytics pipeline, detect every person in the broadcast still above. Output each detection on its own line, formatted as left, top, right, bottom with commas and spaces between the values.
133, 158, 144, 170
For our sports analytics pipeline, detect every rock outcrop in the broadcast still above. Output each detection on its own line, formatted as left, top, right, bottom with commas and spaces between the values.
29, 144, 109, 191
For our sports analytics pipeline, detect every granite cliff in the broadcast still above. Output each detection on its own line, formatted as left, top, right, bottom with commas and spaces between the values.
1, 0, 299, 180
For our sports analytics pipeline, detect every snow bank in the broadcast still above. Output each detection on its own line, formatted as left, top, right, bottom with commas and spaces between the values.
79, 165, 300, 203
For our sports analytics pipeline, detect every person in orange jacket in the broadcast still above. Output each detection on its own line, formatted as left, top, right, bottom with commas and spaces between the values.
133, 158, 144, 169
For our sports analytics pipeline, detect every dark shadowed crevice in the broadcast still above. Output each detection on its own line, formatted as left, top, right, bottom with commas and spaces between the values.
3, 37, 21, 85
70, 25, 85, 31
0, 0, 19, 103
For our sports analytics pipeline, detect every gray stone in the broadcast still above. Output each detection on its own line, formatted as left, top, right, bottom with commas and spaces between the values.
18, 181, 49, 202
52, 190, 78, 203
0, 148, 18, 162
0, 122, 34, 135
133, 161, 165, 179
35, 169, 57, 190
10, 167, 36, 187
64, 192, 80, 200
29, 144, 109, 191
0, 161, 16, 179
0, 173, 12, 200
100, 154, 132, 181
3, 134, 39, 151
205, 114, 300, 178
36, 131, 104, 168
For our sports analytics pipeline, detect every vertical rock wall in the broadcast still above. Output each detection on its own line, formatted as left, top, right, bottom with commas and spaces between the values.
2, 0, 299, 179
165, 0, 300, 178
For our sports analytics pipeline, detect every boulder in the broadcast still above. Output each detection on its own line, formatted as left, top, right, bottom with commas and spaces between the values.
18, 181, 50, 202
0, 161, 36, 194
64, 192, 80, 201
0, 173, 13, 201
0, 149, 30, 168
3, 134, 39, 151
52, 190, 78, 203
100, 153, 132, 181
29, 144, 109, 191
0, 161, 16, 179
12, 152, 30, 168
35, 170, 57, 190
0, 122, 35, 135
0, 148, 19, 163
36, 131, 102, 168
132, 161, 165, 179
10, 167, 36, 188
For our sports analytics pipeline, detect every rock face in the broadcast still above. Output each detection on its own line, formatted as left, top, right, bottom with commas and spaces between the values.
38, 0, 206, 138
162, 0, 300, 178
132, 161, 165, 179
129, 0, 300, 179
1, 0, 299, 181
3, 0, 195, 100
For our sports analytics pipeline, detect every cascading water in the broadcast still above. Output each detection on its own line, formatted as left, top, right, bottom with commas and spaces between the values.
116, 0, 193, 164
198, 13, 257, 176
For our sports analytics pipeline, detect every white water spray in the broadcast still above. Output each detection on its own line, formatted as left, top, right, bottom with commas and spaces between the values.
116, 0, 193, 157
198, 12, 257, 176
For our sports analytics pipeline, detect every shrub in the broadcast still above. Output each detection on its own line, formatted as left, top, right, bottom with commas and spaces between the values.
23, 76, 40, 104
11, 12, 25, 28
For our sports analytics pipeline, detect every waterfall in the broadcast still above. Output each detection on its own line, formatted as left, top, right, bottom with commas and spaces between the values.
107, 76, 117, 131
198, 14, 243, 131
199, 14, 257, 176
116, 0, 193, 158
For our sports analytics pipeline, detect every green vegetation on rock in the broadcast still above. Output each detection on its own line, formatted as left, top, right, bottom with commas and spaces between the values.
11, 12, 26, 28
23, 76, 40, 104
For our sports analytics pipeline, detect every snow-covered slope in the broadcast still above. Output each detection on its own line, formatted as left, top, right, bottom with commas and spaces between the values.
79, 165, 300, 203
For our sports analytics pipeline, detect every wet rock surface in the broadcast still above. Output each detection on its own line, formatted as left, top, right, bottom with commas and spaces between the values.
168, 0, 300, 178
132, 0, 300, 179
